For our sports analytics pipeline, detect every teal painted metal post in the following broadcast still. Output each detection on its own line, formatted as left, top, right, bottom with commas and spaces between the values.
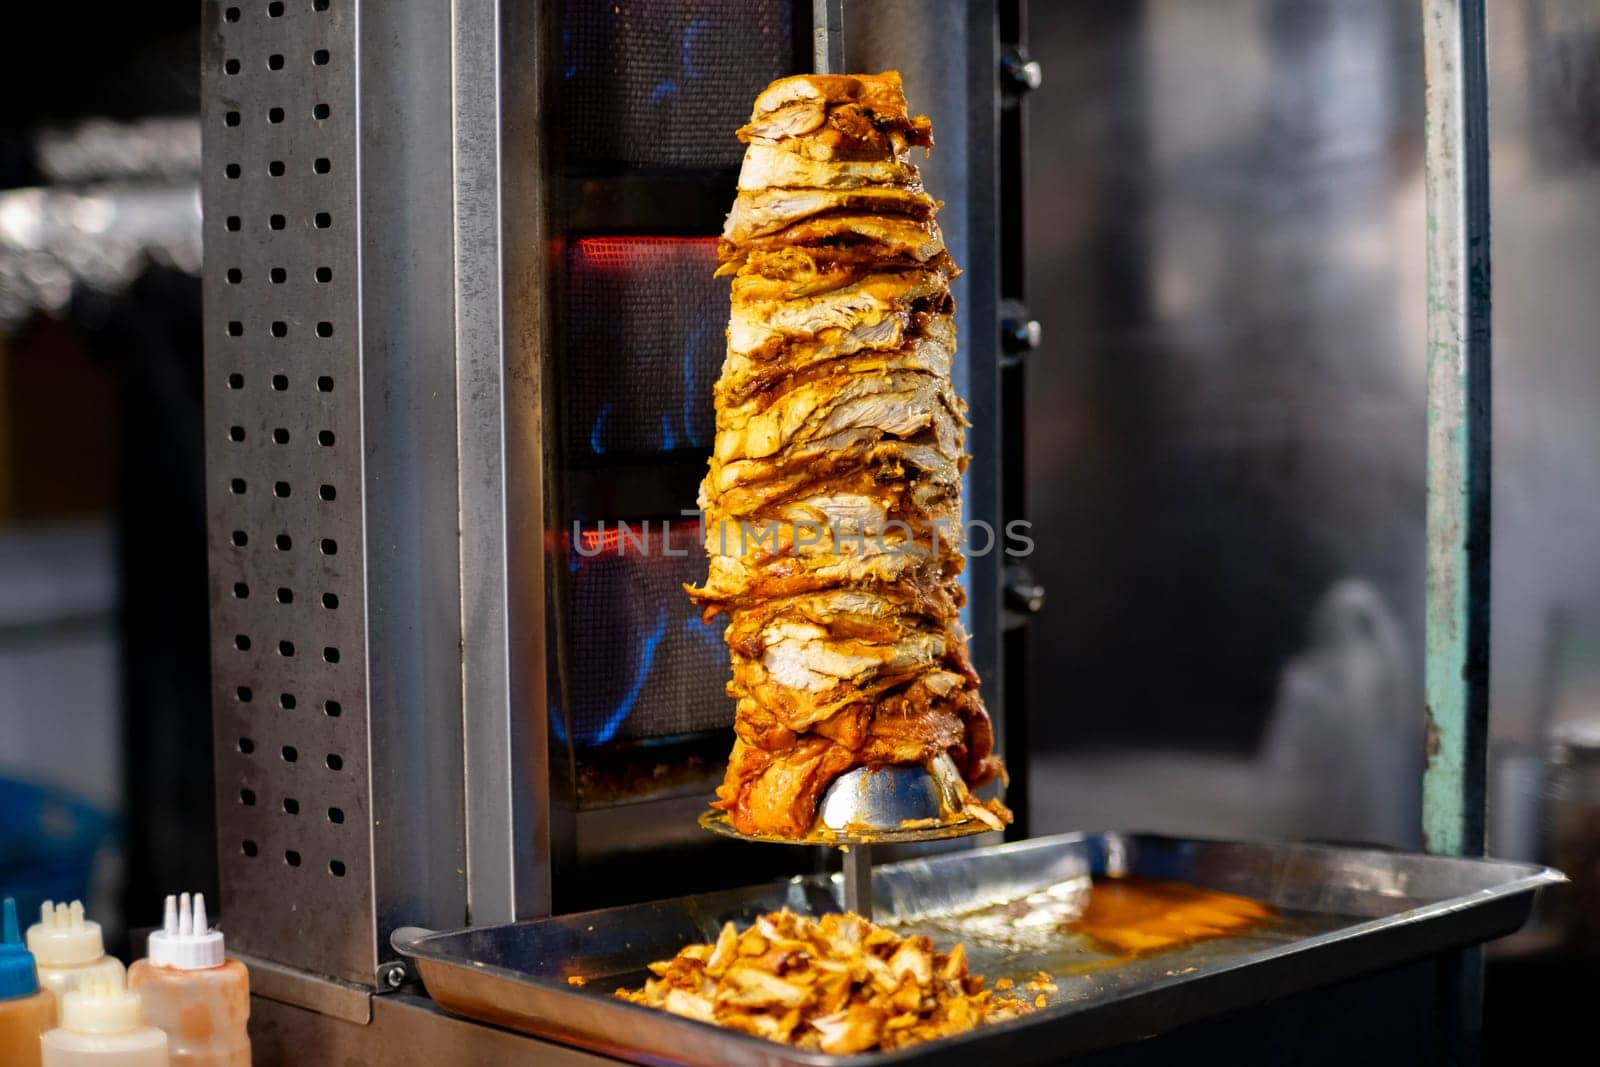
1422, 0, 1491, 861
1423, 1, 1491, 1062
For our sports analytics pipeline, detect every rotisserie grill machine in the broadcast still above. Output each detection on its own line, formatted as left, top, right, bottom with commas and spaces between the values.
200, 0, 1541, 1062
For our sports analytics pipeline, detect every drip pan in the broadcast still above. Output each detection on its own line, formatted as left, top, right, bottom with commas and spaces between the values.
393, 832, 1561, 1066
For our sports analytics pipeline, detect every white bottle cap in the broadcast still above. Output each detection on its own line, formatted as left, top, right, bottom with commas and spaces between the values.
60, 976, 144, 1035
146, 892, 226, 970
27, 900, 105, 966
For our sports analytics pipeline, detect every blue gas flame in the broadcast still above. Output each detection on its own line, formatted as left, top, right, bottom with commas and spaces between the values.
684, 612, 724, 651
589, 401, 612, 455
682, 319, 708, 448
587, 604, 668, 746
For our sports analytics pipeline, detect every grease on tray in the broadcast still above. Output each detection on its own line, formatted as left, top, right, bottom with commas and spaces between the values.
1066, 878, 1273, 958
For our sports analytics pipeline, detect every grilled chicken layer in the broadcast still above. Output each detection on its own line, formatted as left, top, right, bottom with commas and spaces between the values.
689, 72, 1006, 838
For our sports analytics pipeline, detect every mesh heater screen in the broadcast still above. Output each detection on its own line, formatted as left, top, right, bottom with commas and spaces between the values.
564, 237, 724, 458
560, 0, 796, 167
561, 520, 732, 747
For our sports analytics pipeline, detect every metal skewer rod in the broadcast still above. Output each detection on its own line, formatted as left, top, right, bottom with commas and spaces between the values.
813, 0, 844, 75
841, 843, 873, 918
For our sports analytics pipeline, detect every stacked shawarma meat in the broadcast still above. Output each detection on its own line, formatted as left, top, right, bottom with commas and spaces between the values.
688, 72, 1008, 839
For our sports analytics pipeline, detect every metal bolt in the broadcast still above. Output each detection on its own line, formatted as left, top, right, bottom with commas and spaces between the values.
1004, 565, 1046, 615
1006, 582, 1045, 615
381, 962, 406, 990
1000, 49, 1042, 94
1000, 317, 1042, 355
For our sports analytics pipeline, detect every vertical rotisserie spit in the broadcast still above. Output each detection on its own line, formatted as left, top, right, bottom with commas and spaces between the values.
688, 72, 1008, 838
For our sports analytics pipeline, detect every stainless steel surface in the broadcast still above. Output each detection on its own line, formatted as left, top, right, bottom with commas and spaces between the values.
251, 990, 622, 1066
1486, 1, 1600, 753
395, 832, 1560, 1067
812, 0, 844, 74
1421, 0, 1492, 860
842, 843, 873, 917
235, 950, 372, 1025
204, 0, 468, 986
1021, 0, 1431, 849
1023, 0, 1600, 856
501, 0, 566, 917
452, 0, 558, 926
356, 0, 470, 983
818, 754, 965, 831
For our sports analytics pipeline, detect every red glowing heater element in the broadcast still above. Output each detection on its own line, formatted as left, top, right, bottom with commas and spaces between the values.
572, 519, 701, 559
570, 236, 718, 273
580, 526, 623, 554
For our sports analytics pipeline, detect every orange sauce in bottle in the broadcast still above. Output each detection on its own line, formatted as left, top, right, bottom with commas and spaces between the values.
126, 959, 250, 1066
0, 989, 55, 1067
1, 897, 56, 1067
125, 893, 249, 1066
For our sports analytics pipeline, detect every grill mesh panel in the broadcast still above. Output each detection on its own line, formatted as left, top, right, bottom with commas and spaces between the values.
563, 520, 731, 747
561, 0, 796, 167
564, 237, 724, 459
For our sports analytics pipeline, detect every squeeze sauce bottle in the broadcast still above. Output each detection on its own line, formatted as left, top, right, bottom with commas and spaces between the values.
27, 902, 125, 1013
127, 893, 250, 1066
39, 977, 167, 1067
0, 898, 56, 1067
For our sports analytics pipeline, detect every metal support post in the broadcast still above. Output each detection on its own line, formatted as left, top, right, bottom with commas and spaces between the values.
1422, 2, 1492, 1063
1421, 0, 1492, 864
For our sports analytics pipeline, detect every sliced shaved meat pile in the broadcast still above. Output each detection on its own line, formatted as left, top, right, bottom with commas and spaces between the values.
614, 910, 1033, 1053
687, 71, 1009, 839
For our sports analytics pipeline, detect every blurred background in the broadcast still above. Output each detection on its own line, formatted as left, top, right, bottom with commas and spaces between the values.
0, 0, 1596, 1048
1019, 0, 1600, 1045
0, 7, 207, 954
1022, 0, 1600, 876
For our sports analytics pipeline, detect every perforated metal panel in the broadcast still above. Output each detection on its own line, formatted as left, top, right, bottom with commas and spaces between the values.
202, 0, 374, 984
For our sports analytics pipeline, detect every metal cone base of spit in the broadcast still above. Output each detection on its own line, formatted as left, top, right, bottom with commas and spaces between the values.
698, 754, 996, 918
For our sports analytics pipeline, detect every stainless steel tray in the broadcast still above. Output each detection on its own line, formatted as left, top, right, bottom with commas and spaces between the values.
393, 832, 1561, 1066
